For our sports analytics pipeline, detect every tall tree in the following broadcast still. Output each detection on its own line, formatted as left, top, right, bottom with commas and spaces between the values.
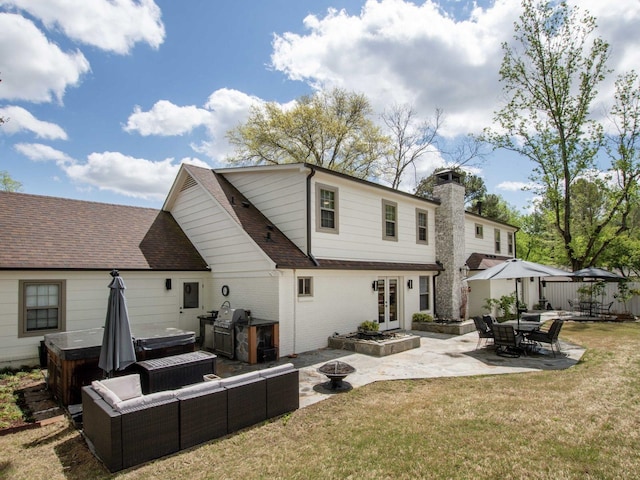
379, 104, 442, 189
415, 167, 486, 207
226, 88, 389, 179
484, 0, 639, 270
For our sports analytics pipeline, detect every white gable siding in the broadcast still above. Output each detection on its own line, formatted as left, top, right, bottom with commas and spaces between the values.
464, 217, 515, 258
310, 174, 437, 263
170, 184, 274, 273
0, 270, 211, 368
223, 170, 308, 252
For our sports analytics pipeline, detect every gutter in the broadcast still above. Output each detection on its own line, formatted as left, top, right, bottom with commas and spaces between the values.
433, 260, 443, 318
305, 166, 320, 267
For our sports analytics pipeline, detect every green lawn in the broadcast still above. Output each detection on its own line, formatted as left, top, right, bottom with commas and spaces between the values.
1, 321, 639, 479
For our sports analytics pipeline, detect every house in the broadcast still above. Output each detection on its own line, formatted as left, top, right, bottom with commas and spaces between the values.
0, 163, 517, 367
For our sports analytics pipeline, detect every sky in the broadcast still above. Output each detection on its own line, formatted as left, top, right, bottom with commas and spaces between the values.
0, 0, 639, 212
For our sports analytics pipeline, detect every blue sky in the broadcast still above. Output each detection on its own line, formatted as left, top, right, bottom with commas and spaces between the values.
1, 0, 638, 211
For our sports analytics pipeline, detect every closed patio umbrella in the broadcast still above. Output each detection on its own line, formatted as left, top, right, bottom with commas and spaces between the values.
98, 270, 136, 377
466, 259, 570, 327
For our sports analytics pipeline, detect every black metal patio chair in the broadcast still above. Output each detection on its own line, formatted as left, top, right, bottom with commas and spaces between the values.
492, 323, 524, 357
526, 319, 564, 357
473, 316, 494, 349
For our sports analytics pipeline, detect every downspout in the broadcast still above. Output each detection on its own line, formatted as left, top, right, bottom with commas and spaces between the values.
306, 166, 320, 266
433, 260, 443, 318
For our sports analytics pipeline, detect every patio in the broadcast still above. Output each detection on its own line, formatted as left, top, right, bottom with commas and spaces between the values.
216, 311, 584, 408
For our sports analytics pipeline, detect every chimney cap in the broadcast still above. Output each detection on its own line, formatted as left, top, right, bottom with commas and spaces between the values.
435, 169, 462, 185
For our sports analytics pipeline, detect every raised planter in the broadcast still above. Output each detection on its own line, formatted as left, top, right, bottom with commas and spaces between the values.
411, 319, 475, 335
328, 332, 420, 356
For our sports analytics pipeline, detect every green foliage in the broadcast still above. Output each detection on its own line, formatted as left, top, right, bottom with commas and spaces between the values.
358, 320, 379, 332
483, 0, 640, 271
0, 171, 22, 192
415, 167, 487, 207
412, 313, 434, 323
483, 293, 517, 320
226, 88, 390, 179
613, 279, 640, 313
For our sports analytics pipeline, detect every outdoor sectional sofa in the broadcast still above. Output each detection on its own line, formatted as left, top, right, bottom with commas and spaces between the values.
81, 363, 299, 472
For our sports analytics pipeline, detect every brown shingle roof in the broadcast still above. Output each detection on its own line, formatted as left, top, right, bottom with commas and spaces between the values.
466, 252, 512, 271
0, 191, 209, 271
185, 165, 317, 269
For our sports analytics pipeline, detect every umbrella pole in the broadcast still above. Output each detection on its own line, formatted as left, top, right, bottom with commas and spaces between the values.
516, 279, 520, 329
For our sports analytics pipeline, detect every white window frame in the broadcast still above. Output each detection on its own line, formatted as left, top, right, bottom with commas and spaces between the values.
495, 228, 501, 253
475, 223, 484, 239
507, 232, 514, 255
419, 276, 430, 311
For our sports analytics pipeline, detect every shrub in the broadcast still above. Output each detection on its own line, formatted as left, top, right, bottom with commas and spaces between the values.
412, 313, 434, 323
358, 320, 379, 332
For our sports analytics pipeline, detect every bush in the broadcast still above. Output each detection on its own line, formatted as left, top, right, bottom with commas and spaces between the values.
483, 293, 517, 320
412, 313, 434, 323
358, 320, 379, 332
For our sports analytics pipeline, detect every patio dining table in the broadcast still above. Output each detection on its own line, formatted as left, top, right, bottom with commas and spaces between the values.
501, 320, 542, 333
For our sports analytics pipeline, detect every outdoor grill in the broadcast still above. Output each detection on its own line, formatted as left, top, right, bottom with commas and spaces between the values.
214, 302, 248, 359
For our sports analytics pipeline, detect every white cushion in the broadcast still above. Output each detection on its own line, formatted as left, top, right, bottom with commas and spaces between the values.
91, 380, 122, 408
115, 390, 175, 412
176, 380, 223, 399
219, 370, 262, 388
258, 363, 294, 378
99, 374, 142, 401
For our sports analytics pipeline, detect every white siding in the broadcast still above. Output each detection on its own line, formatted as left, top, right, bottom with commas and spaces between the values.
464, 217, 516, 258
278, 269, 434, 355
0, 270, 211, 368
310, 173, 437, 263
224, 170, 308, 252
171, 185, 274, 273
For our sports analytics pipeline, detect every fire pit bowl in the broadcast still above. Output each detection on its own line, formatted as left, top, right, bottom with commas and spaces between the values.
316, 360, 356, 392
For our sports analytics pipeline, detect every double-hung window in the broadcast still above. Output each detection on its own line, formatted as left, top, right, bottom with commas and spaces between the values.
419, 276, 430, 311
475, 223, 484, 238
382, 200, 398, 241
507, 232, 514, 255
316, 184, 339, 233
416, 209, 428, 244
495, 228, 501, 253
19, 280, 66, 337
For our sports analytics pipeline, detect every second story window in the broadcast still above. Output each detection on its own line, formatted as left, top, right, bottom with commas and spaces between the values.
416, 209, 428, 244
382, 200, 398, 241
508, 232, 514, 255
495, 228, 501, 253
475, 223, 484, 238
316, 184, 339, 233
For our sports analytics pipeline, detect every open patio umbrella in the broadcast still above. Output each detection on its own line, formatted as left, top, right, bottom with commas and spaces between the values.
98, 270, 136, 377
572, 267, 623, 280
466, 259, 570, 327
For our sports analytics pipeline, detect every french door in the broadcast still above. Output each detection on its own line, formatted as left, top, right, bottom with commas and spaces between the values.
377, 277, 400, 330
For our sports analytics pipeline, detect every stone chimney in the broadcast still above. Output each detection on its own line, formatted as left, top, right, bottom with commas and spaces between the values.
433, 170, 466, 320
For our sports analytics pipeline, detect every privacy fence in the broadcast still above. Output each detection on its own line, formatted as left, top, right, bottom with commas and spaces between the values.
544, 281, 640, 316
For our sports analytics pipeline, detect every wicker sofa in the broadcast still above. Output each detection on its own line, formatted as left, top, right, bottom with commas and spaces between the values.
81, 363, 299, 472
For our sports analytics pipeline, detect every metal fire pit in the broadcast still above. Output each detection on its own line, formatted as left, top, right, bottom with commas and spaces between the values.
317, 360, 356, 392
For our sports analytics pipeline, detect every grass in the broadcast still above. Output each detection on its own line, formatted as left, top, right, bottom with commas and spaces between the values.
0, 368, 42, 429
1, 322, 640, 479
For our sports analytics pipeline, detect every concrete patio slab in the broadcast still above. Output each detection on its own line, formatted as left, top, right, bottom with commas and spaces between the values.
216, 322, 585, 409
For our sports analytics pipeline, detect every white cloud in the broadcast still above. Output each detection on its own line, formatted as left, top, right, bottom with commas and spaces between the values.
0, 13, 90, 103
124, 88, 264, 162
496, 181, 532, 192
270, 0, 639, 138
2, 0, 165, 54
124, 100, 212, 136
0, 106, 67, 139
14, 142, 74, 165
64, 152, 210, 200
